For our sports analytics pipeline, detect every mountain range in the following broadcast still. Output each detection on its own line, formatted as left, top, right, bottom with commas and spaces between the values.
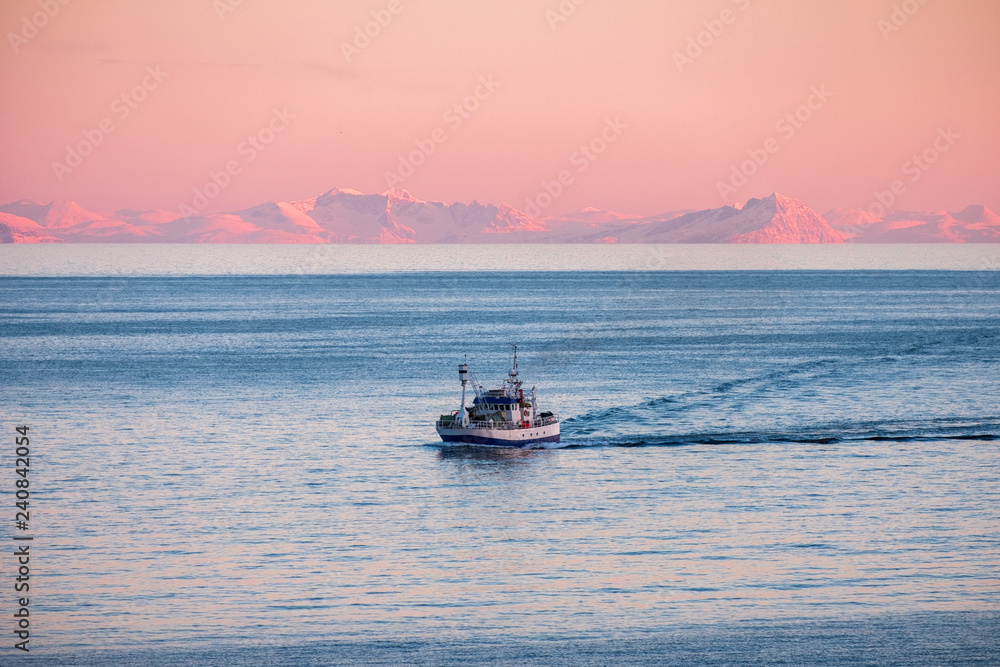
1, 190, 997, 244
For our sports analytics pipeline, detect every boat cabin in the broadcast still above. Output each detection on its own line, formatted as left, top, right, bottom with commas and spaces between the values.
472, 393, 531, 423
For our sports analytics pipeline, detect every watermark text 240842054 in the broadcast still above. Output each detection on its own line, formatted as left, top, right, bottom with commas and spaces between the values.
12, 425, 33, 653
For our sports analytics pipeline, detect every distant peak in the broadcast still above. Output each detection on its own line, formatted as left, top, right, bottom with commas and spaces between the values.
740, 195, 770, 211
498, 202, 542, 221
288, 195, 318, 213
44, 199, 96, 214
320, 187, 366, 198
952, 203, 999, 224
383, 189, 418, 202
746, 193, 813, 211
744, 192, 791, 203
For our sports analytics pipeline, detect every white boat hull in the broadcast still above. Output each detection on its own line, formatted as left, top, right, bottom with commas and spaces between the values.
436, 422, 562, 448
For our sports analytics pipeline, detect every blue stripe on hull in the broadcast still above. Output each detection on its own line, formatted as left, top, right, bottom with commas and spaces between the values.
439, 433, 561, 448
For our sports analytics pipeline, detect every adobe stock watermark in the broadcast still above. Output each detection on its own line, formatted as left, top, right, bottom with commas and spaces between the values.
523, 116, 626, 218
384, 75, 501, 189
51, 65, 168, 183
716, 84, 832, 202
7, 0, 72, 54
213, 0, 245, 21
864, 126, 958, 218
878, 0, 929, 40
340, 0, 405, 63
673, 0, 752, 73
546, 0, 588, 30
177, 107, 295, 219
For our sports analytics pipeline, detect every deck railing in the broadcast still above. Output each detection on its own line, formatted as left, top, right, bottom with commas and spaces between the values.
436, 415, 559, 430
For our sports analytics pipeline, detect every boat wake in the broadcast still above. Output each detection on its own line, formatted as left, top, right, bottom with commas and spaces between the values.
557, 353, 999, 448
563, 358, 847, 428
430, 348, 999, 450
560, 416, 1000, 448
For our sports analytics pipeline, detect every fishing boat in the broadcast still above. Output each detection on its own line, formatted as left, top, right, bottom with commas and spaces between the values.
435, 345, 562, 448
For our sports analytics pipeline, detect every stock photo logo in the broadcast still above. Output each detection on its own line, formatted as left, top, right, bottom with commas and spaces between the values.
51, 66, 168, 183
384, 75, 502, 189
1, 3, 999, 664
177, 107, 295, 220
6, 0, 71, 54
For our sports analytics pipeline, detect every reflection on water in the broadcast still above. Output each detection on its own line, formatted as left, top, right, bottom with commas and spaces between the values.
0, 268, 998, 654
435, 444, 548, 464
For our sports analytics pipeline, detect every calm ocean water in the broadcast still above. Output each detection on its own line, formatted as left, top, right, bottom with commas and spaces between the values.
1, 247, 998, 664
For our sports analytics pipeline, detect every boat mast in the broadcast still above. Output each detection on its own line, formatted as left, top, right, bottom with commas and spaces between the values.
458, 357, 468, 423
505, 344, 521, 399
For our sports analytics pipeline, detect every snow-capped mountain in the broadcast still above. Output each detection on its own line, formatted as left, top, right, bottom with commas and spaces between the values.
0, 212, 61, 243
825, 205, 1000, 243
0, 199, 169, 242
0, 190, 549, 244
587, 194, 846, 244
292, 189, 546, 243
1, 191, 997, 243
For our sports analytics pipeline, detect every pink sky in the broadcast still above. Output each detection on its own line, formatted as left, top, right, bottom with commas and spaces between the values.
1, 0, 997, 218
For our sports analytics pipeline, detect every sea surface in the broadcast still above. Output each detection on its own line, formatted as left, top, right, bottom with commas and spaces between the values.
0, 246, 998, 665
